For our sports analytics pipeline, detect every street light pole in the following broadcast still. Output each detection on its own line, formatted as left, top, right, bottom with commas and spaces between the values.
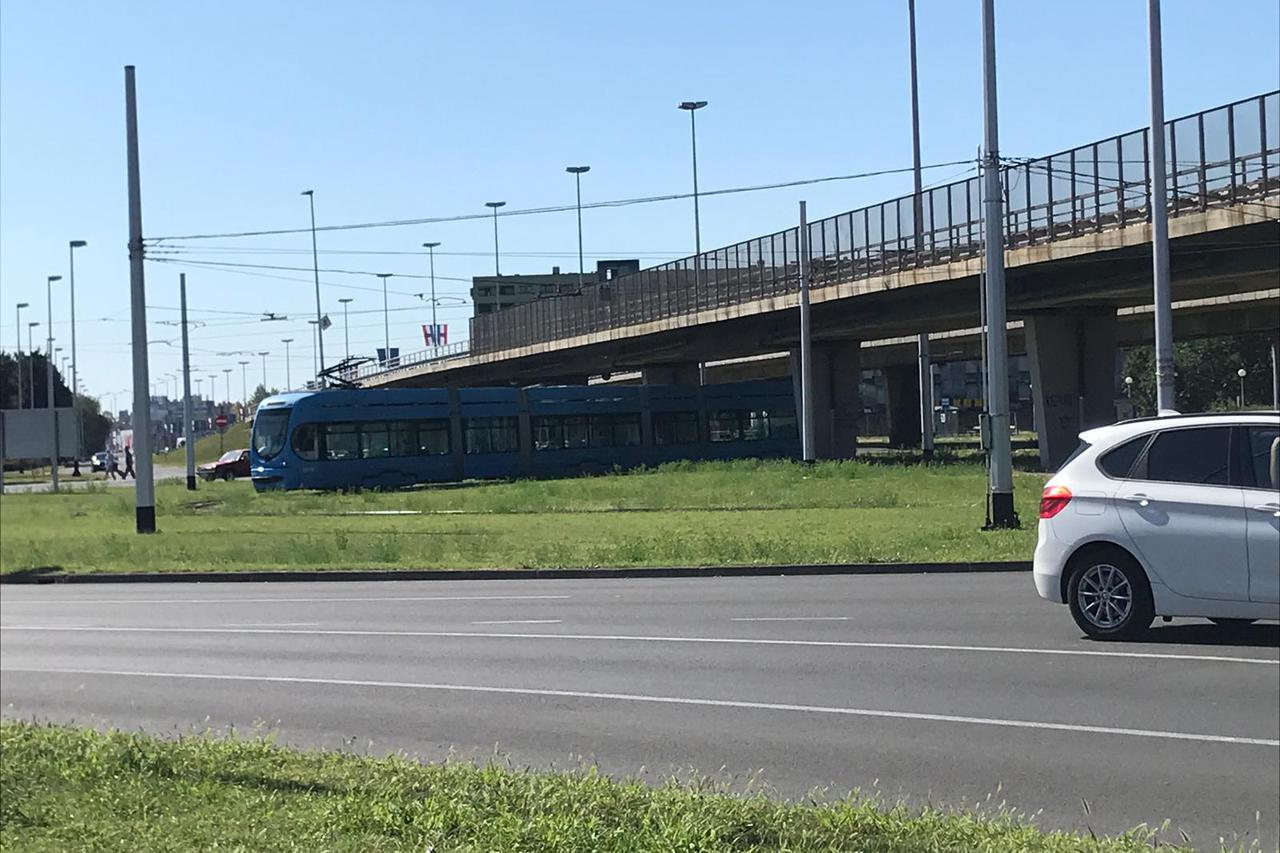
484, 202, 506, 276
238, 361, 249, 408
421, 243, 440, 356
180, 274, 195, 490
308, 319, 319, 380
15, 302, 27, 409
981, 0, 1016, 528
258, 351, 269, 389
565, 168, 589, 293
1238, 367, 1247, 408
1147, 0, 1175, 413
338, 298, 353, 360
27, 322, 38, 408
376, 273, 393, 364
69, 240, 87, 475
125, 65, 156, 533
301, 190, 326, 382
907, 0, 934, 462
678, 101, 707, 301
46, 274, 62, 490
281, 339, 293, 389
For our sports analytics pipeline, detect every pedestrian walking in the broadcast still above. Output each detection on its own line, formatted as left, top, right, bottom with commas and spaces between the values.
123, 446, 135, 480
105, 448, 119, 481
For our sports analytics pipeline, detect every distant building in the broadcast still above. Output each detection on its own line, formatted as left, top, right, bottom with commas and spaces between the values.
471, 259, 640, 317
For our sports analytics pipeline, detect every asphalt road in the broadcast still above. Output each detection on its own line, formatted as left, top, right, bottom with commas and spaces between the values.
2, 573, 1277, 847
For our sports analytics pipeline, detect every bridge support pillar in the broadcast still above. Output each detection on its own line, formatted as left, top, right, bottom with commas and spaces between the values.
792, 341, 861, 459
641, 363, 701, 386
883, 364, 923, 449
1025, 309, 1117, 471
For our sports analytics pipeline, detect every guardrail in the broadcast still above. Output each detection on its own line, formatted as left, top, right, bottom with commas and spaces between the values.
357, 91, 1277, 383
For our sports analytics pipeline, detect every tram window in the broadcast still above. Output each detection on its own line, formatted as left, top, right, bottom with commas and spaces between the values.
533, 414, 641, 450
415, 420, 451, 456
769, 411, 799, 439
361, 423, 392, 459
709, 411, 743, 442
654, 411, 699, 445
387, 421, 418, 457
564, 416, 590, 449
292, 423, 320, 461
609, 414, 641, 447
325, 423, 360, 460
533, 418, 564, 451
463, 417, 519, 454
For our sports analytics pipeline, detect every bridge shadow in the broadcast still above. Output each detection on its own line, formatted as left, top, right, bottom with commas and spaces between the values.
1129, 621, 1280, 649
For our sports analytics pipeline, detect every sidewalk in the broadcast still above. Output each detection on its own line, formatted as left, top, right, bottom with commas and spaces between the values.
1, 464, 188, 494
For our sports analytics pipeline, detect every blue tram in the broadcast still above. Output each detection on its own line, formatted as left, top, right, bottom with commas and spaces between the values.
250, 379, 799, 491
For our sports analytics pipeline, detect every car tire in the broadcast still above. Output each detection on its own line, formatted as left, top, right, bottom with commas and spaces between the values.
1066, 547, 1154, 641
1208, 618, 1256, 628
220, 470, 233, 481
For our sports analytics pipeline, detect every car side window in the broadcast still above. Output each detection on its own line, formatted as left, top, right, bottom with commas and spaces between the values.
1098, 435, 1149, 479
1138, 427, 1231, 486
1245, 425, 1280, 490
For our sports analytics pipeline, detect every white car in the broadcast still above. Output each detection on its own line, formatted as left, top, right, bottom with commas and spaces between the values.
1033, 412, 1280, 639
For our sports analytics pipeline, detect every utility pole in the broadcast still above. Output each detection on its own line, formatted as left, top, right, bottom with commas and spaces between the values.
565, 167, 589, 293
258, 351, 269, 389
69, 240, 87, 475
485, 202, 505, 276
46, 274, 62, 490
180, 274, 195, 490
798, 201, 815, 462
239, 360, 249, 407
908, 0, 935, 461
15, 303, 27, 411
301, 190, 326, 383
282, 338, 293, 389
422, 243, 440, 356
125, 65, 156, 533
338, 298, 353, 360
1147, 0, 1176, 413
980, 0, 1016, 528
376, 273, 392, 364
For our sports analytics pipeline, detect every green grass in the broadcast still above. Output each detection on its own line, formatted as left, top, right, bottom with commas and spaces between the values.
0, 459, 1045, 575
156, 421, 251, 466
0, 720, 1169, 853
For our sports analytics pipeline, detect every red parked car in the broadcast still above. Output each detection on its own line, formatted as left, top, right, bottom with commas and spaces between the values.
198, 449, 251, 481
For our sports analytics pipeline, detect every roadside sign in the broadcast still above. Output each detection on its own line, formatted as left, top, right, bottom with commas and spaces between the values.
214, 414, 229, 430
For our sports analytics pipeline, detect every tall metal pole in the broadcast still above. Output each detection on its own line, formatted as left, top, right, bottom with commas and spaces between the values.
981, 0, 1016, 528
258, 351, 269, 389
909, 0, 935, 461
46, 275, 62, 489
302, 190, 326, 382
798, 201, 815, 462
565, 167, 589, 292
180, 274, 195, 490
421, 244, 440, 356
27, 323, 37, 408
485, 202, 506, 276
282, 338, 293, 389
338, 298, 353, 360
239, 361, 249, 407
15, 303, 26, 410
1147, 0, 1176, 413
376, 273, 392, 364
69, 241, 86, 475
125, 65, 156, 532
309, 320, 318, 379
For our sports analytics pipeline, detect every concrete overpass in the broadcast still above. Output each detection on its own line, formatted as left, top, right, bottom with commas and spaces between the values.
357, 91, 1280, 467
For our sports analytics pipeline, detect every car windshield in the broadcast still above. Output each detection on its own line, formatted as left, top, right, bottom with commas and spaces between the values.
252, 409, 291, 461
218, 450, 242, 464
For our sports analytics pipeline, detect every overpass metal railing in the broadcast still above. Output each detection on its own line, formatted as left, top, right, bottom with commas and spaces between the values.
457, 91, 1276, 359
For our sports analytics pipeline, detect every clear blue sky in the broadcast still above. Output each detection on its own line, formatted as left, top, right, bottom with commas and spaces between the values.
2, 0, 1277, 405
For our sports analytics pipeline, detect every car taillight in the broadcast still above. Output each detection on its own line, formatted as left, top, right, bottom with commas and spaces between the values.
1039, 485, 1072, 519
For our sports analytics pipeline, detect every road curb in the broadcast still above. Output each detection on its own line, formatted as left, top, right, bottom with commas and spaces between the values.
0, 561, 1031, 585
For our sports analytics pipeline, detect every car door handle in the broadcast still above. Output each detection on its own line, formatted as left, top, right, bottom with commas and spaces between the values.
1252, 503, 1280, 517
1122, 493, 1151, 507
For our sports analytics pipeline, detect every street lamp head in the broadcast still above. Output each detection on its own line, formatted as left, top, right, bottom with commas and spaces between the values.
16, 302, 28, 309
281, 338, 294, 344
1124, 376, 1133, 385
678, 100, 708, 111
258, 351, 269, 356
70, 240, 87, 248
485, 201, 506, 210
1238, 368, 1247, 378
338, 297, 354, 304
47, 275, 62, 283
566, 165, 590, 174
422, 241, 441, 249
376, 273, 393, 280
301, 189, 314, 197
28, 321, 39, 328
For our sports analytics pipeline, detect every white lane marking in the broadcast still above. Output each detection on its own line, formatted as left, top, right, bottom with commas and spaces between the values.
0, 595, 571, 606
471, 619, 563, 625
226, 622, 320, 628
1, 625, 1275, 666
4, 666, 1275, 748
730, 616, 851, 622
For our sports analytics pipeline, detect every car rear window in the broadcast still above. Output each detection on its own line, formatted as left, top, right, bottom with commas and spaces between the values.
1098, 434, 1149, 479
1142, 427, 1231, 485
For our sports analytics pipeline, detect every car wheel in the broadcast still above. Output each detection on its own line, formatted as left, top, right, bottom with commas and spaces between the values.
1208, 618, 1256, 627
1066, 548, 1154, 641
220, 470, 233, 481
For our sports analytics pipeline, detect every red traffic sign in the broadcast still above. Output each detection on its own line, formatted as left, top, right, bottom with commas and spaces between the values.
214, 414, 230, 429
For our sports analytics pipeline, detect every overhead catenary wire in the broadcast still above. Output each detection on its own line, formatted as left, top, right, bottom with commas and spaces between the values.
144, 160, 978, 243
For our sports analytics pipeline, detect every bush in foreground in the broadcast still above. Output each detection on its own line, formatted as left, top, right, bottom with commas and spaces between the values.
0, 721, 1176, 852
